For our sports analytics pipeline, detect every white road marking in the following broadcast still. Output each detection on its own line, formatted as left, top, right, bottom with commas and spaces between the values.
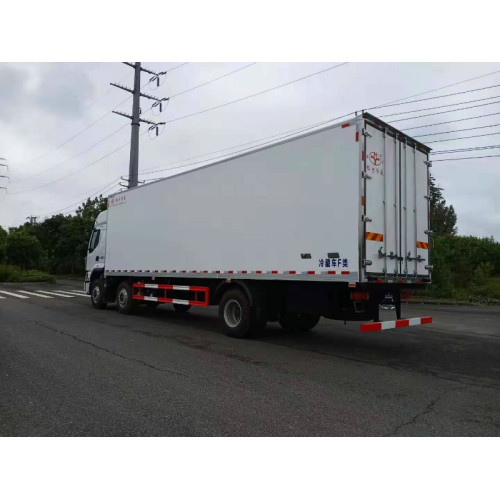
17, 290, 54, 298
54, 290, 87, 297
0, 290, 29, 299
37, 290, 75, 298
69, 289, 88, 295
0, 295, 4, 299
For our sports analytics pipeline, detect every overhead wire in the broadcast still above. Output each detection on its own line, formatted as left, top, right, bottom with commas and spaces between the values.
432, 154, 500, 162
430, 144, 500, 155
424, 131, 500, 143
378, 94, 500, 118
402, 111, 500, 131
413, 123, 500, 137
168, 63, 257, 99
161, 62, 349, 125
11, 124, 129, 183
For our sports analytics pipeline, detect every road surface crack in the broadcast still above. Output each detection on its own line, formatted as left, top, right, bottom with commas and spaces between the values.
386, 385, 465, 436
29, 320, 187, 378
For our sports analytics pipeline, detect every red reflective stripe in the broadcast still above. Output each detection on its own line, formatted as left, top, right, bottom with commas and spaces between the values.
162, 270, 167, 272
421, 316, 433, 324
342, 123, 350, 128
271, 270, 278, 274
396, 319, 410, 328
341, 271, 349, 275
192, 270, 197, 273
356, 131, 359, 142
376, 279, 382, 283
241, 270, 247, 274
256, 271, 262, 274
228, 270, 234, 274
203, 270, 208, 273
289, 271, 296, 274
328, 271, 336, 274
308, 271, 315, 274
361, 322, 382, 332
362, 151, 365, 161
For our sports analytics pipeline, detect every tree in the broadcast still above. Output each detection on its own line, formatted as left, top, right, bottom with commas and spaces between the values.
429, 174, 457, 237
6, 229, 46, 269
0, 225, 7, 263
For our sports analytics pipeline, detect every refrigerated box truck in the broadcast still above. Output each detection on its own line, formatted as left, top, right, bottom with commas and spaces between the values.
84, 112, 433, 337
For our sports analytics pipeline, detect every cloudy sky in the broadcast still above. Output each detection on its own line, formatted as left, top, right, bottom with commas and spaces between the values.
0, 61, 499, 240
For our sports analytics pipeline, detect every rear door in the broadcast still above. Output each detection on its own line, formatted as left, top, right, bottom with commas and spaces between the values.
362, 117, 430, 280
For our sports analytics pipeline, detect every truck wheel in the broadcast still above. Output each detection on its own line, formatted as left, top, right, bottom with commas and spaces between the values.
279, 312, 320, 333
90, 279, 107, 309
116, 281, 136, 315
173, 303, 191, 313
219, 288, 253, 338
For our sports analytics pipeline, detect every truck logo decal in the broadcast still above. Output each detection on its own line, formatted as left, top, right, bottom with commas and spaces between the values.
368, 152, 383, 166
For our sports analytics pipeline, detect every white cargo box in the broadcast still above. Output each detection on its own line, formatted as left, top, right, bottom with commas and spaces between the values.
104, 113, 431, 284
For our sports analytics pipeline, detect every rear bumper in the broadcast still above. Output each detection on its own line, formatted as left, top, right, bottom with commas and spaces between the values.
360, 316, 432, 332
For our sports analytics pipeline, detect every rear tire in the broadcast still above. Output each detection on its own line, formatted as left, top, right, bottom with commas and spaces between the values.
279, 312, 320, 333
90, 279, 107, 309
116, 281, 136, 315
173, 303, 191, 313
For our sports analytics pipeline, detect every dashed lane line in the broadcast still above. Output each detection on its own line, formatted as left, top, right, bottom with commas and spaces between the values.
17, 290, 54, 298
36, 290, 75, 298
0, 290, 30, 299
56, 290, 88, 297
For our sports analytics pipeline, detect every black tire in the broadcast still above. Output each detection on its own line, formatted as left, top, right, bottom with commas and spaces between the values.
173, 303, 191, 313
116, 281, 136, 315
279, 312, 320, 333
219, 288, 253, 338
90, 279, 107, 309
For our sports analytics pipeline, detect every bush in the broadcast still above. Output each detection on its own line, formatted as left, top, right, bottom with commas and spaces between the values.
0, 264, 55, 283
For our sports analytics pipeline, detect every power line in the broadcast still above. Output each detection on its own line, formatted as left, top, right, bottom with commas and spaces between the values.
162, 62, 349, 125
379, 94, 500, 118
413, 123, 500, 137
9, 140, 130, 195
367, 83, 500, 110
168, 63, 257, 99
38, 177, 121, 218
402, 111, 500, 131
389, 99, 500, 123
431, 144, 500, 155
371, 68, 500, 108
11, 124, 128, 183
424, 131, 500, 143
432, 154, 500, 162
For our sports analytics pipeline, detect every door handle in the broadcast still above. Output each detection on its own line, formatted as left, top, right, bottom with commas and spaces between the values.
95, 256, 99, 261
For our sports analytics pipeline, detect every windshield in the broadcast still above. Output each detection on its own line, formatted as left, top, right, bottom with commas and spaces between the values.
88, 229, 100, 253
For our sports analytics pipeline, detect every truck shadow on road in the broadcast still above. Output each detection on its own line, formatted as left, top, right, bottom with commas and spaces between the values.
121, 306, 500, 388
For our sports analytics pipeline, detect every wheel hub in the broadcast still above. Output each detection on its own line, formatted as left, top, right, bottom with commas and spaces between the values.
224, 299, 242, 328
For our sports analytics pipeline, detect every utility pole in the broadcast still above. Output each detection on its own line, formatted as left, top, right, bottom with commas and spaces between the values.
111, 63, 168, 189
0, 157, 8, 193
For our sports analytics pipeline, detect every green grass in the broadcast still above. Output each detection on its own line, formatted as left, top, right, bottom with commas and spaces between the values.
0, 264, 55, 283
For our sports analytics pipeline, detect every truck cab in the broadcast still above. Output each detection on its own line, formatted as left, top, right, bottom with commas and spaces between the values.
84, 210, 107, 294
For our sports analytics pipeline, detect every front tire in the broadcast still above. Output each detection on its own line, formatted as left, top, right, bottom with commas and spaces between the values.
90, 279, 107, 309
116, 281, 136, 315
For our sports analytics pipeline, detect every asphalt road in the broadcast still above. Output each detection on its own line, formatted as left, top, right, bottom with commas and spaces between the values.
1, 280, 499, 436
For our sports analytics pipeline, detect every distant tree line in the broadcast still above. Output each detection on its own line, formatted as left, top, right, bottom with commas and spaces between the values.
0, 196, 107, 275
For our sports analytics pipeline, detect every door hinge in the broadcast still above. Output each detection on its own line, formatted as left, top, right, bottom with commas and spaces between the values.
424, 161, 432, 168
362, 171, 372, 180
424, 229, 433, 235
362, 128, 372, 138
361, 215, 372, 223
362, 259, 372, 267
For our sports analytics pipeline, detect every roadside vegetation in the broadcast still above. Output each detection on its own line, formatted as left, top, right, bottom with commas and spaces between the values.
0, 196, 107, 282
416, 176, 500, 304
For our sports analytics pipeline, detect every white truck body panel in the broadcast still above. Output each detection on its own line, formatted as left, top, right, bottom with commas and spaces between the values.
103, 113, 430, 283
